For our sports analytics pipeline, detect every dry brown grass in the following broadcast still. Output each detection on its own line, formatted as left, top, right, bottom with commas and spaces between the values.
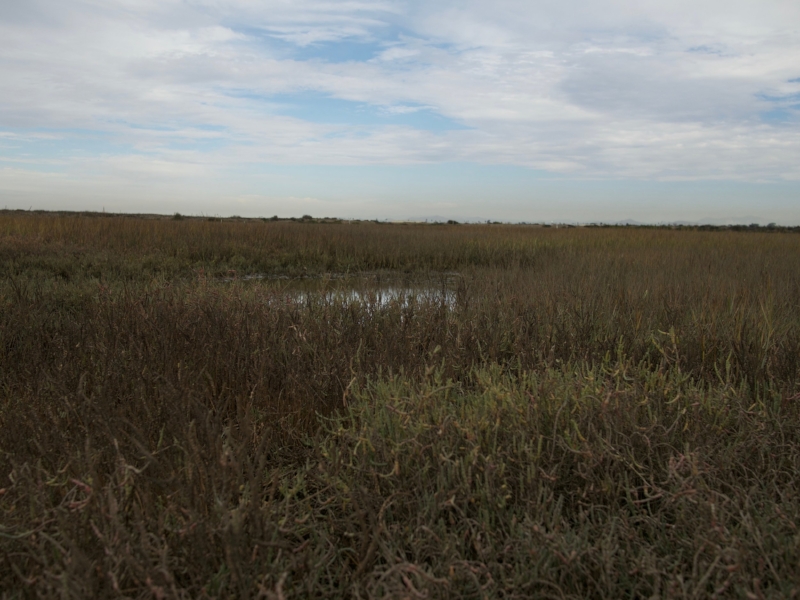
1, 213, 799, 598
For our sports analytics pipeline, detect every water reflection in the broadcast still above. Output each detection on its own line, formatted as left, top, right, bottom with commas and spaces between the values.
220, 272, 459, 308
292, 286, 456, 308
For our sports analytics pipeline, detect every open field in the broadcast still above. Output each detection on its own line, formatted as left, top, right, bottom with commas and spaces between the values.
2, 213, 800, 598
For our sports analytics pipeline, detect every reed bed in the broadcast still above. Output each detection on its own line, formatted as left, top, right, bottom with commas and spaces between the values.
1, 214, 799, 598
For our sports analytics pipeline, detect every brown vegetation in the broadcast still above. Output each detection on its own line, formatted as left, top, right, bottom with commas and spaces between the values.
1, 213, 799, 598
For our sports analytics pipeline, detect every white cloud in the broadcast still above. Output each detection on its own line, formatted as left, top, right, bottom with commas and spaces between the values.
1, 0, 799, 196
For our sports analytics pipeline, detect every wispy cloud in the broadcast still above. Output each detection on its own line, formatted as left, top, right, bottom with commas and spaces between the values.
1, 0, 799, 219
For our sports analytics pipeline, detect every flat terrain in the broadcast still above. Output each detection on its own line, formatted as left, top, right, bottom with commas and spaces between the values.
2, 213, 800, 598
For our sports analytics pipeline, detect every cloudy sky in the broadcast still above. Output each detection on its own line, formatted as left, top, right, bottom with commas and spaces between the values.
1, 0, 799, 222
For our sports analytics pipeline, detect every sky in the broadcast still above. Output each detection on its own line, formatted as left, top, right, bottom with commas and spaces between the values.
1, 0, 799, 223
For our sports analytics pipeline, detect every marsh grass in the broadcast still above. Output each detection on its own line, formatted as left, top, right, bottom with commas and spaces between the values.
1, 214, 800, 598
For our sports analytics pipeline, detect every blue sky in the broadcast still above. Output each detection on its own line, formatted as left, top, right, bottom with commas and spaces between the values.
1, 0, 799, 223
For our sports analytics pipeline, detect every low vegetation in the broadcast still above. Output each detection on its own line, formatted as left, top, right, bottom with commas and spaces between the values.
1, 212, 799, 598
